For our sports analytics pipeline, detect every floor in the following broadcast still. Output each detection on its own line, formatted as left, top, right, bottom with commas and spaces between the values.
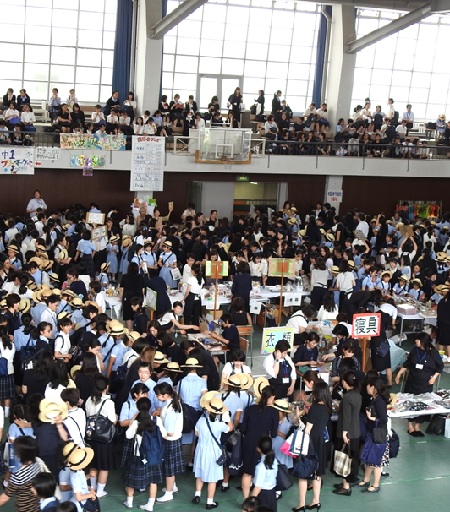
3, 330, 450, 512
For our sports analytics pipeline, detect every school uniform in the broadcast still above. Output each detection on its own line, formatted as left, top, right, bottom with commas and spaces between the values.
0, 343, 15, 400
76, 239, 96, 277
178, 374, 207, 444
119, 246, 130, 275
54, 331, 70, 356
69, 468, 90, 512
98, 333, 114, 373
193, 415, 228, 482
40, 307, 58, 336
106, 242, 119, 274
254, 454, 278, 512
123, 417, 166, 488
159, 251, 178, 289
97, 272, 109, 290
160, 400, 184, 477
119, 398, 139, 468
64, 407, 86, 447
272, 417, 294, 469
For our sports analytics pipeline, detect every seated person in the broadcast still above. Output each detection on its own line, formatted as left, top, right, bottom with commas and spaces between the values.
264, 114, 278, 140
4, 102, 21, 127
20, 104, 36, 132
71, 103, 86, 128
48, 87, 61, 121
91, 104, 106, 130
293, 332, 323, 375
211, 110, 223, 126
0, 120, 9, 144
210, 312, 240, 352
16, 89, 31, 112
118, 109, 131, 126
56, 104, 72, 133
106, 107, 119, 131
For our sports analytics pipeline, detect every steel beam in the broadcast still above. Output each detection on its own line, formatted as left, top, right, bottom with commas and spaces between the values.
346, 3, 433, 53
150, 0, 208, 39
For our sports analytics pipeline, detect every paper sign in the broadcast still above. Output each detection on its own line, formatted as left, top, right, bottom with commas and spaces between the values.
205, 261, 229, 277
399, 225, 414, 238
36, 146, 61, 161
250, 300, 262, 314
326, 189, 343, 203
91, 225, 107, 240
130, 135, 165, 191
352, 312, 381, 338
0, 147, 34, 174
268, 258, 296, 277
168, 201, 173, 210
261, 326, 295, 354
87, 212, 105, 225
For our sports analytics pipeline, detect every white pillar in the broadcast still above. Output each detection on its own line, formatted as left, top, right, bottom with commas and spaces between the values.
325, 5, 356, 129
134, 0, 163, 116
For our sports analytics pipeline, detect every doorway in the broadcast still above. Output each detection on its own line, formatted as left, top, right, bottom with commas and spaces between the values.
198, 75, 242, 111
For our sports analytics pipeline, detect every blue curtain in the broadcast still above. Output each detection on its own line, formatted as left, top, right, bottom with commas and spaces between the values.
312, 6, 332, 106
112, 0, 133, 103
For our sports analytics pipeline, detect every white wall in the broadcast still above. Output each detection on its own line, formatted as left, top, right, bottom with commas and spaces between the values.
200, 182, 234, 219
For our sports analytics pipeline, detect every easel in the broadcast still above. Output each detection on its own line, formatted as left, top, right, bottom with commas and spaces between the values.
205, 260, 229, 320
268, 258, 296, 326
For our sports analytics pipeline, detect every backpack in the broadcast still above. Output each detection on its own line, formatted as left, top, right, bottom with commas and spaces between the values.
0, 352, 8, 378
139, 419, 164, 466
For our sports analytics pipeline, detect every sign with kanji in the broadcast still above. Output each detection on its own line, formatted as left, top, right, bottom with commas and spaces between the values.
205, 261, 229, 277
261, 326, 295, 354
352, 313, 381, 338
268, 258, 296, 277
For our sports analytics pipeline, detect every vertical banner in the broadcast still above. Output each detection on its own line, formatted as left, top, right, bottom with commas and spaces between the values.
0, 147, 35, 175
130, 135, 165, 191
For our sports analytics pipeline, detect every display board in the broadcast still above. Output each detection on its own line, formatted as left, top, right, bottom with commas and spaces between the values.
0, 147, 34, 174
261, 326, 295, 354
352, 312, 381, 338
130, 135, 165, 191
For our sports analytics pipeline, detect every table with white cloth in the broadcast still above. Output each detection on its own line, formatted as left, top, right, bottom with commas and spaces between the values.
389, 391, 450, 418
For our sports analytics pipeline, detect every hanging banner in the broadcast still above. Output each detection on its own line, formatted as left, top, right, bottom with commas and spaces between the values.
0, 147, 35, 175
35, 146, 61, 161
69, 155, 106, 168
130, 135, 165, 191
60, 133, 126, 150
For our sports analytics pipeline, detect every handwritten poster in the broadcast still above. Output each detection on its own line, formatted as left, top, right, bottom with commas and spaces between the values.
60, 133, 125, 150
0, 147, 35, 175
130, 135, 165, 191
35, 147, 61, 161
261, 326, 295, 354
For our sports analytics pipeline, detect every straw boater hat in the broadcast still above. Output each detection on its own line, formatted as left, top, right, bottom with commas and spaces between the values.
52, 289, 61, 297
41, 288, 53, 299
19, 298, 31, 314
101, 262, 110, 272
58, 249, 69, 261
381, 270, 392, 278
181, 357, 203, 369
411, 278, 422, 287
439, 114, 446, 120
347, 260, 355, 269
205, 398, 228, 415
8, 245, 19, 254
62, 289, 75, 299
71, 297, 84, 308
38, 399, 69, 423
36, 244, 47, 252
227, 374, 243, 388
49, 272, 60, 282
41, 260, 53, 271
437, 252, 447, 262
154, 351, 169, 364
64, 443, 95, 471
163, 240, 173, 248
236, 372, 254, 390
110, 322, 125, 336
200, 390, 219, 409
166, 362, 183, 373
287, 218, 298, 226
0, 299, 6, 309
299, 230, 306, 237
326, 233, 335, 242
28, 282, 37, 292
127, 331, 141, 342
32, 291, 42, 303
436, 284, 450, 294
272, 399, 290, 413
254, 376, 270, 399
331, 265, 340, 274
109, 236, 120, 244
30, 257, 43, 267
122, 238, 132, 248
399, 274, 409, 282
57, 312, 71, 321
70, 365, 82, 379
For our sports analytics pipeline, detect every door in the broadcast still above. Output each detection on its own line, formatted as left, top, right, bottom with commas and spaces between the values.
188, 182, 203, 214
198, 75, 242, 111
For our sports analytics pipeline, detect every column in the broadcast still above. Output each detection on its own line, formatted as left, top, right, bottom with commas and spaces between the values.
325, 5, 356, 129
134, 0, 163, 115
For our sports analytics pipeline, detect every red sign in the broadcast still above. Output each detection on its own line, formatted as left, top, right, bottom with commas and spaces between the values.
352, 312, 381, 338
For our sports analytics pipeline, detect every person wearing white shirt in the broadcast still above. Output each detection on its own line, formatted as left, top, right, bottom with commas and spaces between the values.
118, 112, 130, 125
40, 296, 60, 336
263, 339, 296, 399
396, 120, 408, 140
402, 104, 414, 132
144, 119, 157, 135
193, 113, 205, 129
20, 104, 36, 131
62, 387, 87, 447
106, 112, 119, 125
4, 104, 20, 124
54, 318, 72, 362
386, 98, 395, 119
356, 213, 369, 238
91, 105, 105, 125
0, 336, 15, 416
48, 88, 61, 121
67, 89, 78, 111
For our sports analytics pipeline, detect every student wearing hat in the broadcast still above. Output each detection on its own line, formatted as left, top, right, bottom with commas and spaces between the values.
178, 357, 207, 469
7, 245, 22, 271
97, 263, 110, 291
392, 274, 409, 296
105, 323, 128, 382
192, 397, 233, 509
57, 289, 75, 316
271, 399, 294, 471
106, 236, 119, 282
409, 278, 425, 301
158, 241, 178, 289
63, 443, 97, 512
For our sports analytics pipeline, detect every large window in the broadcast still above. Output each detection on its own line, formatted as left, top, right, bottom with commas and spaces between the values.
0, 0, 117, 104
351, 8, 450, 120
162, 0, 321, 113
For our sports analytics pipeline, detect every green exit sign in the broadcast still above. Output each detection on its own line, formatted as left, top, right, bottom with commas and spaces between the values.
236, 175, 249, 182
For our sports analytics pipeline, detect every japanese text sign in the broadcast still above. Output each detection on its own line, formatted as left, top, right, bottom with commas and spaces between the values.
261, 327, 295, 354
352, 313, 381, 338
268, 258, 296, 277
